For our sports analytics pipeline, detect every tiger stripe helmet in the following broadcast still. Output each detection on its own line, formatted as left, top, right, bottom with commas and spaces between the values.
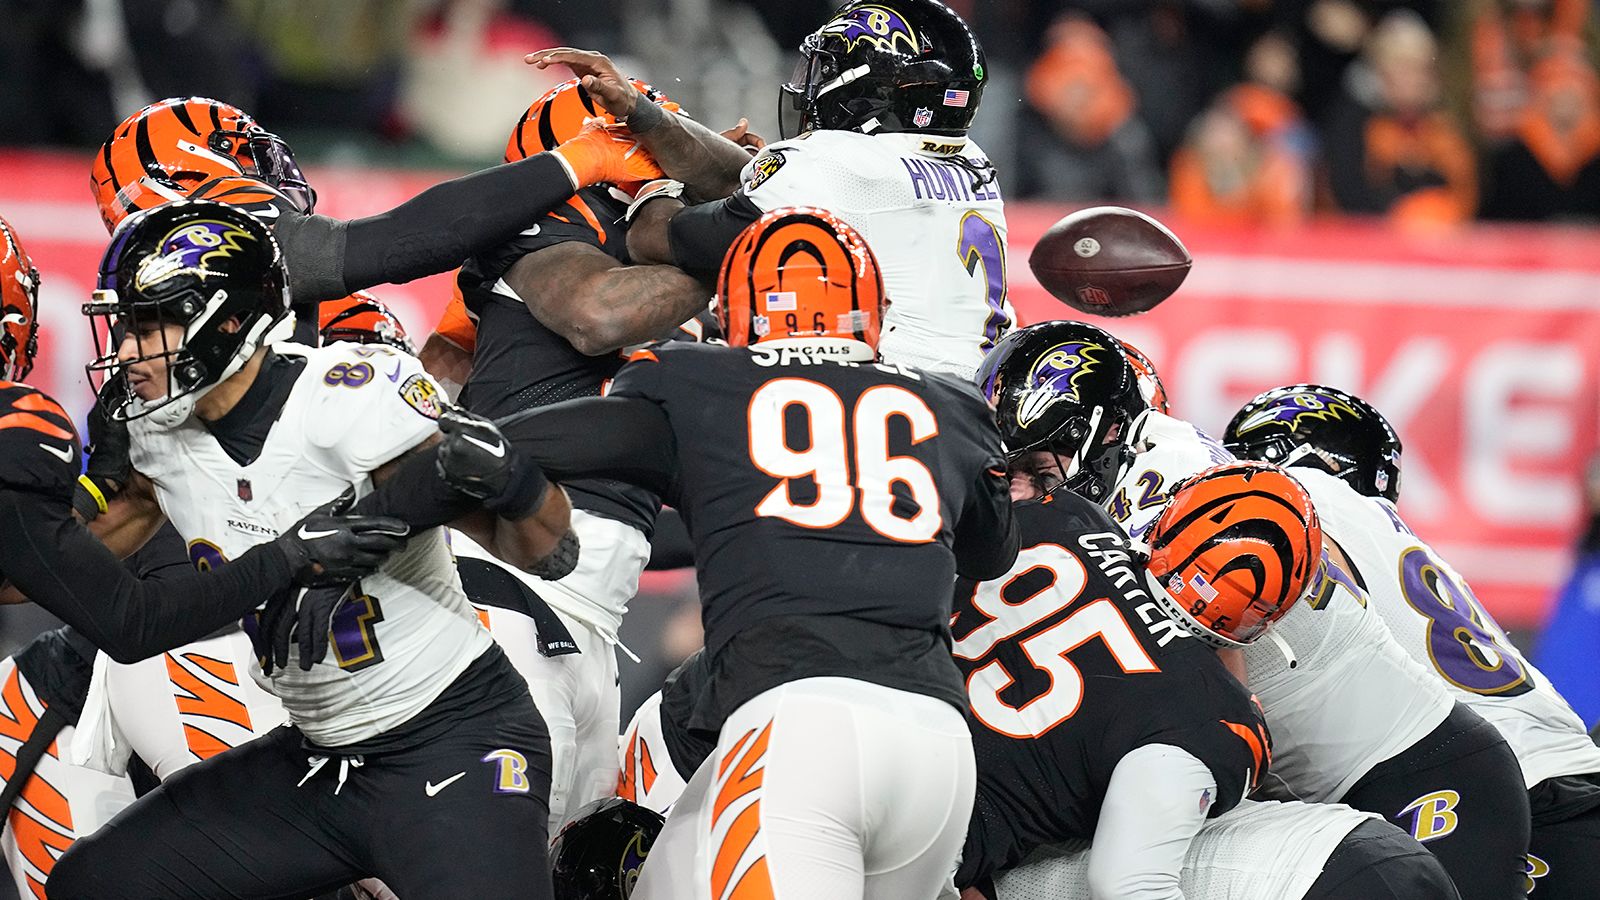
1147, 462, 1324, 647
91, 97, 314, 232
717, 207, 886, 349
1119, 339, 1168, 415
504, 77, 679, 163
319, 291, 415, 354
0, 215, 41, 382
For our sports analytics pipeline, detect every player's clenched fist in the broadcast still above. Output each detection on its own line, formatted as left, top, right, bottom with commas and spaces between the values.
436, 406, 550, 519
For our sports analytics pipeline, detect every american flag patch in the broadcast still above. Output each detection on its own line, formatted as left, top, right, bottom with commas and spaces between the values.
765, 291, 797, 311
1190, 571, 1220, 603
943, 89, 970, 107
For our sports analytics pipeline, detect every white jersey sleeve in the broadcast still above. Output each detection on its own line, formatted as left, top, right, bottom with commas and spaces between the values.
1085, 744, 1212, 900
298, 343, 445, 478
1297, 467, 1600, 787
737, 131, 1011, 378
1240, 555, 1453, 802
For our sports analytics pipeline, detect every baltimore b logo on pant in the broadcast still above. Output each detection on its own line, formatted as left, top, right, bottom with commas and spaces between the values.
1400, 789, 1461, 843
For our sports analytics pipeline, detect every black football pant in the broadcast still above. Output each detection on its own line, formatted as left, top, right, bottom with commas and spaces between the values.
47, 693, 553, 899
1342, 704, 1530, 900
1523, 774, 1600, 899
1303, 819, 1461, 900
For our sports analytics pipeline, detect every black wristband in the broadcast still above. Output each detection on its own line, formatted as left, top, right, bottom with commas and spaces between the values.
484, 459, 550, 520
624, 98, 668, 135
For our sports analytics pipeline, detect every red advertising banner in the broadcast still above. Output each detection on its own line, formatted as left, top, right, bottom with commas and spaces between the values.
4, 150, 1598, 626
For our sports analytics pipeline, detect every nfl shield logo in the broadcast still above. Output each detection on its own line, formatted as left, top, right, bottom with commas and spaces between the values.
1076, 285, 1112, 308
237, 479, 253, 502
913, 107, 933, 128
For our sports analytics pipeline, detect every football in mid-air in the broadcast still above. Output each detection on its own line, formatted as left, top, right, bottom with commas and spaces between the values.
1028, 207, 1192, 317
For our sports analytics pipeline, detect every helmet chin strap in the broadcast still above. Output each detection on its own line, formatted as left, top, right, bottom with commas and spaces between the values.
136, 311, 291, 430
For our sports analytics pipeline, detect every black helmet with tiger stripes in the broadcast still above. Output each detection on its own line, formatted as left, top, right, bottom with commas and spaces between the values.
1146, 462, 1324, 647
717, 206, 886, 350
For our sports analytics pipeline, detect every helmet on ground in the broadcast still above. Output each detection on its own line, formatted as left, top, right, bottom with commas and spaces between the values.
551, 797, 665, 900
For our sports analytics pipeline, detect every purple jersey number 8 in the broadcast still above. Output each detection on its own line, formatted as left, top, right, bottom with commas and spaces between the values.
1399, 546, 1531, 696
958, 211, 1011, 351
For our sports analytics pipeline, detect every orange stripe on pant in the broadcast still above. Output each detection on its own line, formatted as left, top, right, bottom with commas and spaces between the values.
165, 652, 254, 762
711, 722, 775, 900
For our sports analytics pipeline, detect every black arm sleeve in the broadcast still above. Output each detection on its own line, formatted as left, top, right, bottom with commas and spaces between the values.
277, 153, 580, 303
953, 468, 1020, 581
0, 490, 294, 664
495, 396, 680, 497
350, 395, 679, 524
667, 193, 763, 283
646, 507, 695, 570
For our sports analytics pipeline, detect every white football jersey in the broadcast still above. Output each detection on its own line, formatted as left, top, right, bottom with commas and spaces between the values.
1102, 410, 1233, 542
1295, 468, 1600, 788
128, 342, 492, 747
738, 130, 1011, 378
1104, 411, 1455, 802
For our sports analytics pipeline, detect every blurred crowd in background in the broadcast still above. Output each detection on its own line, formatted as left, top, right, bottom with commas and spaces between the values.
3, 0, 1599, 228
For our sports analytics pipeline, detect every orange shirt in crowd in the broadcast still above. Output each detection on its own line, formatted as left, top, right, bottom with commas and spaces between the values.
1363, 112, 1478, 226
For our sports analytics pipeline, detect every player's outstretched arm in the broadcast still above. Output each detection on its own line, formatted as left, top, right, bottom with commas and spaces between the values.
352, 397, 676, 565
529, 47, 753, 201
277, 125, 662, 302
0, 488, 407, 663
1088, 744, 1213, 900
503, 242, 710, 356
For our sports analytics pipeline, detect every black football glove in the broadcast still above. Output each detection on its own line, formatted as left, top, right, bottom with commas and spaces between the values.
274, 487, 410, 586
73, 375, 134, 521
255, 582, 357, 674
436, 407, 548, 519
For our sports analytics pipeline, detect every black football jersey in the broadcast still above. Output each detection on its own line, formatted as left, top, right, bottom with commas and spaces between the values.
457, 186, 662, 534
607, 342, 1014, 727
0, 382, 81, 499
952, 494, 1271, 888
